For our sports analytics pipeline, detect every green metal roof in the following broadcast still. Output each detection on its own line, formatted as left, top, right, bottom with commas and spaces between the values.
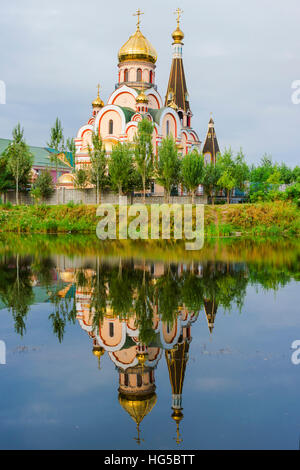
118, 106, 136, 123
0, 138, 72, 170
148, 108, 166, 125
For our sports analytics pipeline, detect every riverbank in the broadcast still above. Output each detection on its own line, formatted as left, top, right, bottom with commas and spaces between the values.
0, 201, 299, 237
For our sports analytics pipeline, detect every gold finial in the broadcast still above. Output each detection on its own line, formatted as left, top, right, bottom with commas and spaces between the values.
172, 8, 184, 44
175, 422, 183, 445
172, 409, 183, 445
92, 84, 104, 108
134, 423, 144, 445
133, 8, 144, 30
174, 7, 183, 27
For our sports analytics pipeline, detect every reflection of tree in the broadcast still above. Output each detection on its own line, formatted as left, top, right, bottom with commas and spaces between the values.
49, 292, 76, 343
201, 262, 248, 313
108, 260, 136, 318
156, 266, 181, 325
134, 269, 156, 345
180, 272, 204, 313
0, 255, 33, 335
90, 260, 109, 333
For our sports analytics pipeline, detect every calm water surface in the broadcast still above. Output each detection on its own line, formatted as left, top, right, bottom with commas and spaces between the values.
0, 236, 299, 450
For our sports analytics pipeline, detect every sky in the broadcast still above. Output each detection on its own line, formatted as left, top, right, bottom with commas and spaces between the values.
0, 0, 300, 166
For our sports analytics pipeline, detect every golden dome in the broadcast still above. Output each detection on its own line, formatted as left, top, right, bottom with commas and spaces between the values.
92, 84, 104, 108
136, 90, 149, 104
118, 392, 157, 425
172, 26, 184, 44
118, 26, 157, 64
57, 173, 75, 184
169, 98, 178, 111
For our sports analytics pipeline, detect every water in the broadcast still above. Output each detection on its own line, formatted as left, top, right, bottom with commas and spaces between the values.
0, 235, 299, 450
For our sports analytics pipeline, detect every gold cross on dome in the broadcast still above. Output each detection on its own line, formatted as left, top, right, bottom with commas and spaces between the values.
174, 7, 183, 26
133, 9, 144, 29
97, 84, 100, 96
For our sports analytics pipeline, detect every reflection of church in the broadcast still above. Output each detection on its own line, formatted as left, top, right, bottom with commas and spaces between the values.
57, 261, 219, 445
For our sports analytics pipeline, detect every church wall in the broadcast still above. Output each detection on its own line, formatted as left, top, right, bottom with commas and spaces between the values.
98, 110, 123, 138
112, 91, 136, 109
162, 113, 177, 138
99, 318, 124, 347
147, 94, 160, 109
126, 124, 138, 142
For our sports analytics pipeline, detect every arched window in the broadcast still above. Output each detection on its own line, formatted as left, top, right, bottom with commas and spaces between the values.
166, 120, 170, 136
109, 119, 113, 135
137, 68, 142, 82
149, 70, 153, 84
109, 322, 114, 338
124, 69, 129, 82
124, 373, 129, 386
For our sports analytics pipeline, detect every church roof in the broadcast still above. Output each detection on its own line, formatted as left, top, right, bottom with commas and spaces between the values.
118, 25, 157, 64
165, 58, 190, 113
165, 340, 189, 396
118, 106, 136, 123
202, 117, 220, 162
0, 138, 73, 170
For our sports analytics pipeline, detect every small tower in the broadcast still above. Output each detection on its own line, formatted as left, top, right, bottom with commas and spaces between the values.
204, 298, 218, 334
136, 87, 149, 114
165, 333, 190, 445
92, 84, 104, 117
165, 9, 192, 128
202, 115, 220, 165
118, 9, 157, 90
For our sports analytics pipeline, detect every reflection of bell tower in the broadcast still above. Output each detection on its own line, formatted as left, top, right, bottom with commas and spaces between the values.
204, 299, 218, 334
165, 329, 191, 445
118, 352, 157, 445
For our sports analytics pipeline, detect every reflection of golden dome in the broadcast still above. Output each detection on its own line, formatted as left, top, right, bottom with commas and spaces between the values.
93, 346, 105, 359
136, 90, 149, 104
60, 271, 75, 283
172, 26, 184, 44
119, 27, 157, 64
172, 409, 183, 423
118, 392, 157, 425
137, 352, 148, 366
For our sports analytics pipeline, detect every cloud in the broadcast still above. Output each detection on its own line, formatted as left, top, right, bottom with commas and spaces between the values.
0, 0, 300, 165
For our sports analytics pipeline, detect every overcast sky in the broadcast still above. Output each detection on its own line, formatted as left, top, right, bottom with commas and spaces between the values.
0, 0, 299, 166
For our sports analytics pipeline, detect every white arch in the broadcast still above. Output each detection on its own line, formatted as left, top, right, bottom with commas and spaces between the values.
158, 107, 182, 139
76, 123, 93, 139
95, 321, 127, 353
145, 87, 163, 109
107, 85, 138, 106
94, 104, 127, 136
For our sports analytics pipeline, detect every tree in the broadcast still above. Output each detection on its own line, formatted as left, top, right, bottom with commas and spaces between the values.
202, 161, 221, 205
109, 143, 135, 196
218, 170, 236, 204
217, 148, 249, 204
74, 168, 89, 202
31, 170, 55, 204
134, 119, 154, 203
181, 150, 204, 203
156, 137, 181, 202
47, 118, 64, 203
88, 134, 107, 204
5, 124, 33, 205
0, 153, 14, 202
234, 149, 249, 192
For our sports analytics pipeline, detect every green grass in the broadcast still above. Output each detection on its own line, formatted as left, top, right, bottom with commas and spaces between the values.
0, 201, 299, 237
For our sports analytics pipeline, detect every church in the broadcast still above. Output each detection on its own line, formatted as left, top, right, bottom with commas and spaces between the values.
68, 9, 220, 194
